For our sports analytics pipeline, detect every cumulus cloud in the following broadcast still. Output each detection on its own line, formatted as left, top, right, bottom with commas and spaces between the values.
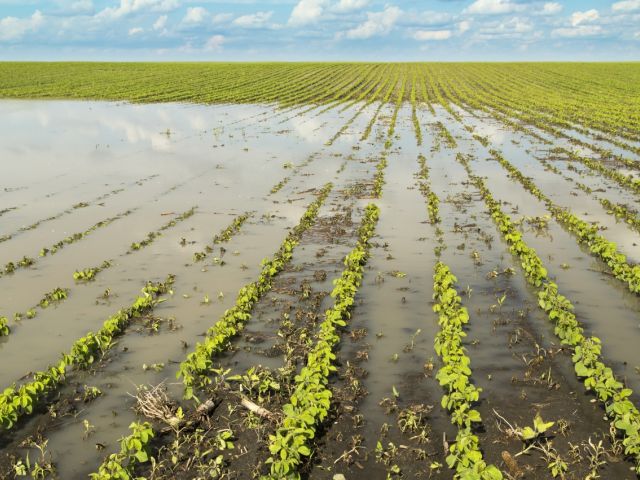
95, 0, 179, 21
183, 7, 208, 24
552, 25, 603, 37
233, 11, 273, 28
0, 10, 44, 41
475, 17, 534, 39
128, 26, 143, 35
341, 5, 401, 39
204, 34, 224, 51
70, 0, 94, 14
541, 2, 562, 14
153, 14, 167, 30
464, 0, 524, 15
458, 20, 471, 33
570, 9, 599, 26
333, 0, 369, 12
401, 10, 452, 27
289, 0, 328, 26
212, 13, 233, 24
413, 29, 452, 40
612, 0, 640, 12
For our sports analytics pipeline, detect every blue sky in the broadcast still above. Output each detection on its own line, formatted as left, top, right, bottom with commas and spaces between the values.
0, 0, 638, 60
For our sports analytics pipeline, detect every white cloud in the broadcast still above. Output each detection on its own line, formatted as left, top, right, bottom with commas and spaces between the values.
635, 31, 640, 38
95, 0, 178, 21
70, 0, 93, 14
464, 0, 524, 15
153, 14, 167, 30
233, 11, 273, 28
541, 2, 562, 14
476, 17, 534, 39
552, 25, 603, 37
183, 6, 208, 24
612, 0, 640, 12
458, 20, 471, 33
342, 5, 401, 39
0, 10, 44, 41
413, 29, 452, 40
401, 10, 452, 26
289, 0, 328, 26
204, 34, 224, 51
333, 0, 369, 12
128, 26, 143, 35
212, 13, 233, 24
570, 9, 599, 26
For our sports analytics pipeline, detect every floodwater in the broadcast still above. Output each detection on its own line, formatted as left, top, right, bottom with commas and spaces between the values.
0, 99, 639, 478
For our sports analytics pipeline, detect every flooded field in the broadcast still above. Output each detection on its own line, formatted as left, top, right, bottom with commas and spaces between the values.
0, 64, 639, 480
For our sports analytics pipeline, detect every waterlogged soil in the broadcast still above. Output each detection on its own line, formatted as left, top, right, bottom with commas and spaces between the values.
0, 99, 639, 479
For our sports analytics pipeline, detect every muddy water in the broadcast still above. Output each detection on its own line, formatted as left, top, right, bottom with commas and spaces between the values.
458, 107, 640, 263
1, 99, 639, 478
0, 99, 369, 475
441, 108, 640, 397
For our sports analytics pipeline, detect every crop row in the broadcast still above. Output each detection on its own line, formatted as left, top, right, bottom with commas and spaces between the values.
456, 154, 640, 475
0, 206, 200, 342
372, 154, 388, 198
0, 174, 158, 246
416, 154, 440, 224
2, 64, 638, 143
0, 276, 173, 430
432, 261, 503, 480
129, 206, 196, 251
177, 183, 333, 399
556, 148, 640, 196
193, 212, 252, 262
419, 64, 640, 174
0, 208, 136, 278
89, 421, 155, 480
487, 149, 640, 294
2, 286, 70, 332
265, 203, 380, 479
534, 155, 640, 235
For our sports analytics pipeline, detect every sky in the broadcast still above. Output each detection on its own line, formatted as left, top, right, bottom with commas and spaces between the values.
0, 0, 638, 61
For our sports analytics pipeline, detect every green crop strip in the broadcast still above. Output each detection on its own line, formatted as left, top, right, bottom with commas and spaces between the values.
89, 421, 155, 479
456, 153, 640, 474
73, 260, 114, 282
360, 71, 399, 141
1, 207, 196, 339
177, 183, 333, 399
75, 206, 196, 281
0, 276, 173, 430
40, 209, 135, 257
7, 286, 70, 327
557, 148, 640, 196
437, 121, 458, 149
0, 174, 158, 246
432, 262, 503, 480
0, 317, 9, 337
534, 155, 640, 235
269, 153, 318, 195
410, 68, 423, 146
417, 154, 440, 224
129, 206, 196, 252
372, 154, 388, 198
486, 149, 640, 294
1, 64, 639, 143
0, 206, 17, 218
265, 203, 380, 480
0, 209, 135, 278
193, 212, 252, 262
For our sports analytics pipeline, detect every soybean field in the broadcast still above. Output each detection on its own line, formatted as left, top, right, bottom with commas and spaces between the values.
0, 63, 639, 480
